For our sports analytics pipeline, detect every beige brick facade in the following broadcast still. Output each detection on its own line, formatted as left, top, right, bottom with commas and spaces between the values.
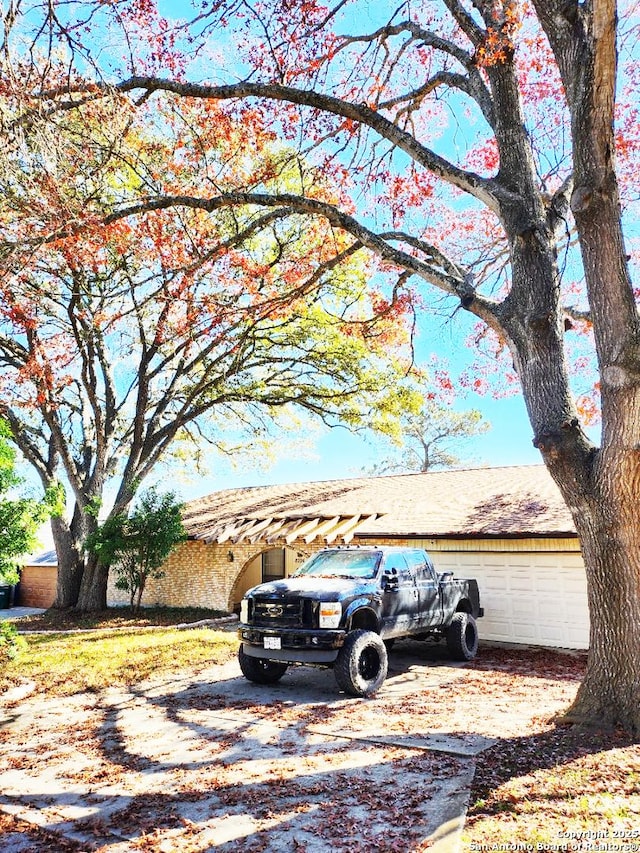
106, 538, 331, 612
97, 467, 592, 647
107, 534, 583, 620
39, 527, 589, 648
106, 537, 434, 612
23, 468, 590, 647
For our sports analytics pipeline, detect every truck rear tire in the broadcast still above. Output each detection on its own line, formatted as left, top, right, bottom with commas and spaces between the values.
446, 612, 479, 661
334, 629, 388, 697
238, 645, 289, 684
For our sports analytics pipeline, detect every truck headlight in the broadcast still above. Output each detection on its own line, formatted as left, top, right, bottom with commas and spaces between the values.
240, 599, 249, 624
319, 601, 342, 629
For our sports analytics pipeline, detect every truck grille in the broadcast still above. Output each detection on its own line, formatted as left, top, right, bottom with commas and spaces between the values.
251, 597, 312, 628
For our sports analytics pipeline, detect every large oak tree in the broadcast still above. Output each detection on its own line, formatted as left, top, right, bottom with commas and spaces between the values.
0, 75, 416, 611
2, 0, 639, 732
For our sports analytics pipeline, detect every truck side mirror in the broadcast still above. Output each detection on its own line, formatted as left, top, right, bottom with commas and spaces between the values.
382, 568, 399, 592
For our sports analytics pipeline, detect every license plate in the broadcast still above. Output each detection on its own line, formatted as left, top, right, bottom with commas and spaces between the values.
264, 636, 281, 650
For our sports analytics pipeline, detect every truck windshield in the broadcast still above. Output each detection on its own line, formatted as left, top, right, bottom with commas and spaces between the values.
294, 550, 381, 579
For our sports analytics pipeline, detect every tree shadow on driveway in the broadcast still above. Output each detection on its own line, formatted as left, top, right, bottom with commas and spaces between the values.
1, 667, 478, 852
2, 645, 631, 852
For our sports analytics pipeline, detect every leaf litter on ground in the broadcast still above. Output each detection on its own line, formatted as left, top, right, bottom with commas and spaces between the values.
1, 613, 638, 851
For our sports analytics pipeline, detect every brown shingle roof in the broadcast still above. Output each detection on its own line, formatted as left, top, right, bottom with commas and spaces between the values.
182, 465, 576, 544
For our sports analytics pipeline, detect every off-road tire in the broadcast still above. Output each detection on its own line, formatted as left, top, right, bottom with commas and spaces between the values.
446, 612, 479, 661
334, 629, 388, 697
238, 645, 289, 684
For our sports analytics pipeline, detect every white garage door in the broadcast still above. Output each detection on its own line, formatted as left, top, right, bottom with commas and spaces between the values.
430, 550, 589, 649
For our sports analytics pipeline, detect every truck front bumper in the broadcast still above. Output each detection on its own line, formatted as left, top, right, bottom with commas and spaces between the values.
238, 624, 346, 664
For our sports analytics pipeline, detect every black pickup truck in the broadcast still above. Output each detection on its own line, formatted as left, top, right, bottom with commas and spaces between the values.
237, 545, 483, 697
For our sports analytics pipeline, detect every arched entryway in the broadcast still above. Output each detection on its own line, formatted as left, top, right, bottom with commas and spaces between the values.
229, 546, 307, 611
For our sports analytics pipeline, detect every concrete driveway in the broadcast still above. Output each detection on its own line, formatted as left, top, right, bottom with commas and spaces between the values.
0, 607, 47, 621
0, 641, 494, 852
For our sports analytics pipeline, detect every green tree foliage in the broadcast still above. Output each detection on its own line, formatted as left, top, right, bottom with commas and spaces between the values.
85, 489, 186, 613
0, 421, 48, 586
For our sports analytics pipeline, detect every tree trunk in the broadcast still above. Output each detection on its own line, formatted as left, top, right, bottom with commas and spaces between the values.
51, 502, 110, 612
50, 509, 87, 609
135, 581, 145, 613
480, 0, 640, 732
494, 187, 640, 733
553, 0, 640, 734
556, 450, 640, 734
76, 551, 110, 611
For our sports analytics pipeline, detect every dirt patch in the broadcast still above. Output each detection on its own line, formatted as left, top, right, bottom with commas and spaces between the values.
11, 607, 229, 633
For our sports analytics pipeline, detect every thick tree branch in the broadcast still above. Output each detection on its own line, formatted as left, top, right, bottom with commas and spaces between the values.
109, 78, 504, 213
102, 190, 500, 325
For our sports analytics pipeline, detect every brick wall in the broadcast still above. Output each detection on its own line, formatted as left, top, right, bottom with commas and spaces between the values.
106, 537, 441, 613
105, 535, 485, 613
106, 539, 330, 612
19, 565, 57, 608
106, 535, 583, 623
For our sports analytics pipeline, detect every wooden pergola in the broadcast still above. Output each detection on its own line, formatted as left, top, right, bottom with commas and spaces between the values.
199, 514, 380, 546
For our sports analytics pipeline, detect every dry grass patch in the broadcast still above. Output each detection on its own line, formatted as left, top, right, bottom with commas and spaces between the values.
0, 606, 238, 697
465, 732, 639, 848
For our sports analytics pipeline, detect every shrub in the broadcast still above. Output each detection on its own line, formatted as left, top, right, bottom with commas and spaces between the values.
0, 622, 26, 666
85, 488, 186, 613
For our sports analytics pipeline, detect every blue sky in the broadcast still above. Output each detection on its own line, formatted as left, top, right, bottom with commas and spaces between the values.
189, 393, 541, 491
158, 305, 549, 501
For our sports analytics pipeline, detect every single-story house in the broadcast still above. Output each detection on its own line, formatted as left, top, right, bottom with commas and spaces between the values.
106, 465, 589, 649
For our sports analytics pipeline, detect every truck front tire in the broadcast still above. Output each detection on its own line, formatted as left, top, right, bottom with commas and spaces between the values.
446, 612, 479, 661
334, 629, 388, 697
238, 645, 289, 684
